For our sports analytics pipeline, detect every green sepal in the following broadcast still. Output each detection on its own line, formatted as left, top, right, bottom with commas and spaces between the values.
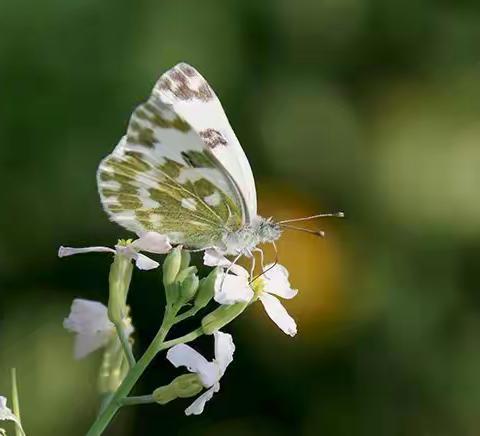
173, 374, 203, 398
152, 385, 176, 405
201, 301, 249, 335
152, 374, 203, 405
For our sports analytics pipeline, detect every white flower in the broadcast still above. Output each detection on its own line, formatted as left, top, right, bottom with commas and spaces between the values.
166, 331, 234, 415
58, 232, 172, 270
256, 264, 298, 336
0, 396, 23, 435
63, 298, 133, 359
204, 251, 298, 336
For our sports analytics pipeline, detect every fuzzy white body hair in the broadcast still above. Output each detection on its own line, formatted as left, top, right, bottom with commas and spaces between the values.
220, 216, 281, 256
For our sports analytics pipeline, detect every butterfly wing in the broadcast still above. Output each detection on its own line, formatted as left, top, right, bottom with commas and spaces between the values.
155, 63, 258, 222
97, 93, 244, 250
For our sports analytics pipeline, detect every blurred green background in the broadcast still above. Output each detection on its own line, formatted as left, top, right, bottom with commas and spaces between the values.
1, 0, 480, 435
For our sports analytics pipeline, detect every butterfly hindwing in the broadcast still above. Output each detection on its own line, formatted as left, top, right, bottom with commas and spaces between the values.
97, 94, 244, 249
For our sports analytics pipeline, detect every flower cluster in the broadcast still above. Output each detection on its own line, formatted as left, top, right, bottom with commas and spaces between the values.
60, 232, 299, 417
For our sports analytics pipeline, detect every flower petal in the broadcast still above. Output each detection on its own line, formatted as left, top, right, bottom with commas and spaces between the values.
114, 245, 159, 270
58, 246, 115, 257
0, 396, 23, 435
259, 293, 297, 337
214, 273, 254, 305
214, 331, 235, 374
167, 344, 218, 387
132, 232, 172, 254
184, 383, 220, 416
0, 396, 17, 422
203, 249, 249, 277
134, 252, 160, 270
63, 299, 114, 359
263, 264, 298, 299
63, 299, 112, 336
73, 332, 112, 359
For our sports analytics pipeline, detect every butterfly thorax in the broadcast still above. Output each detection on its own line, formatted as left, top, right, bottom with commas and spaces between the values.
220, 216, 281, 256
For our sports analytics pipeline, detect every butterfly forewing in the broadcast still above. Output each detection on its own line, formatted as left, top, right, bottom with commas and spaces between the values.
97, 94, 244, 249
155, 63, 258, 222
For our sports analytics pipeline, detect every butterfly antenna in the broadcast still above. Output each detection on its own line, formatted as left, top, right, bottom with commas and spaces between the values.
279, 224, 325, 238
278, 211, 344, 224
251, 242, 278, 283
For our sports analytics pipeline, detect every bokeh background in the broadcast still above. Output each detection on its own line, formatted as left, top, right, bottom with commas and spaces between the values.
1, 0, 480, 435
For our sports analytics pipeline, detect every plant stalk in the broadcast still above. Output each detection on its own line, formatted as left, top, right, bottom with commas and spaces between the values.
113, 321, 135, 368
86, 315, 204, 435
121, 395, 155, 406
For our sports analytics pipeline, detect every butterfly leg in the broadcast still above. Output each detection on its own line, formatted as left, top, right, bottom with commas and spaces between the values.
225, 252, 243, 276
253, 247, 265, 272
219, 251, 244, 293
249, 254, 256, 277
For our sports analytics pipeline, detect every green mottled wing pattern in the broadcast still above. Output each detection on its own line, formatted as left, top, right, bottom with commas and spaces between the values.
97, 94, 244, 249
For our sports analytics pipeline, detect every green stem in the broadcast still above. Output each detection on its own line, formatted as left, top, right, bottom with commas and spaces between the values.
10, 369, 25, 436
86, 316, 202, 436
121, 395, 155, 406
98, 393, 114, 416
113, 321, 135, 368
174, 306, 199, 324
86, 320, 171, 436
162, 327, 203, 349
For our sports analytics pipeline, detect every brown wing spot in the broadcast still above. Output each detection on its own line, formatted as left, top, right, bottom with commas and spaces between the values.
157, 67, 214, 102
132, 102, 191, 133
181, 150, 215, 168
199, 129, 227, 148
136, 127, 156, 148
158, 77, 173, 92
179, 64, 197, 77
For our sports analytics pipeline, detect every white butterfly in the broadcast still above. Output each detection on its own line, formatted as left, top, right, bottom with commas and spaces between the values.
96, 63, 341, 263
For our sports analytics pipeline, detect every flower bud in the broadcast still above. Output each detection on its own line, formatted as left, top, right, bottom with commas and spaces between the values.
162, 246, 182, 288
108, 250, 133, 324
152, 374, 203, 404
194, 267, 219, 310
201, 301, 249, 335
175, 266, 197, 283
179, 250, 191, 270
165, 281, 181, 307
179, 272, 199, 303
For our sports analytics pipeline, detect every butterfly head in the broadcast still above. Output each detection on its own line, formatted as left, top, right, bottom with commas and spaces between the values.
254, 216, 282, 244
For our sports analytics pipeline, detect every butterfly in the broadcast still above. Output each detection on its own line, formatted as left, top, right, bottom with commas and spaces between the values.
97, 63, 341, 264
